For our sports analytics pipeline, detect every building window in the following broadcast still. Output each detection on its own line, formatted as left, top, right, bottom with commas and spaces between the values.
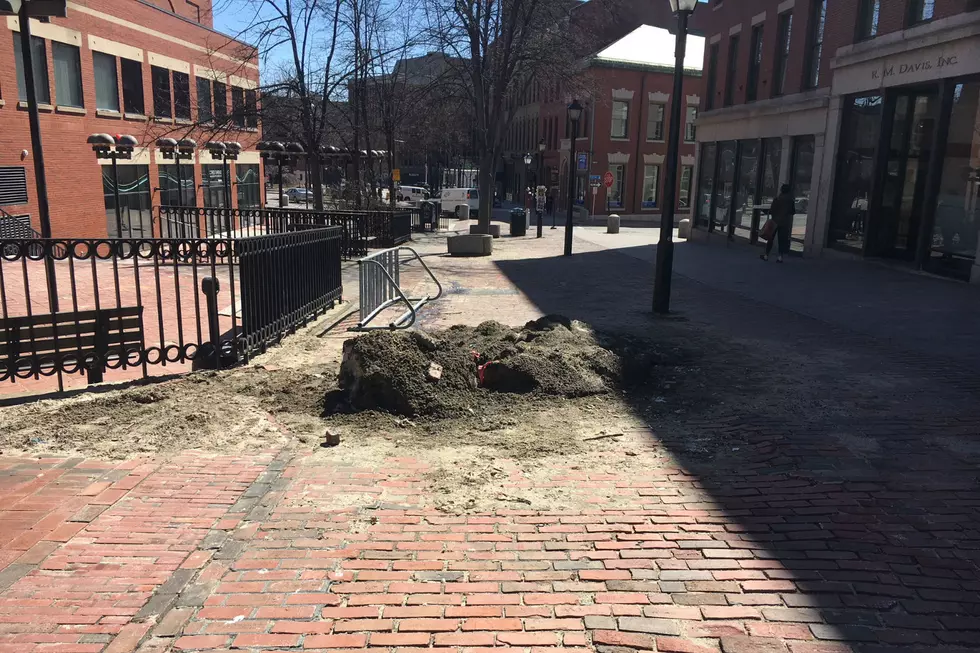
642, 164, 660, 209
804, 0, 827, 89
151, 66, 172, 118
684, 106, 698, 142
611, 100, 629, 138
746, 24, 764, 102
121, 58, 144, 115
158, 164, 196, 207
52, 42, 83, 108
679, 165, 693, 209
236, 164, 261, 209
197, 77, 213, 122
13, 35, 50, 104
696, 143, 717, 227
908, 0, 934, 25
202, 165, 227, 208
173, 71, 191, 120
705, 43, 719, 111
213, 81, 227, 122
607, 164, 625, 209
789, 135, 815, 250
245, 89, 258, 129
773, 12, 792, 97
102, 164, 151, 238
830, 95, 881, 251
857, 0, 880, 39
231, 86, 246, 127
93, 52, 119, 111
724, 34, 739, 107
647, 103, 665, 141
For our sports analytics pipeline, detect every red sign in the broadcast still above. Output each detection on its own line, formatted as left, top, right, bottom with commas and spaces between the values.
603, 172, 614, 188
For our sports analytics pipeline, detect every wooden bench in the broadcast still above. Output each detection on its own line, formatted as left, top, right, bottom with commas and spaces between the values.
0, 306, 145, 384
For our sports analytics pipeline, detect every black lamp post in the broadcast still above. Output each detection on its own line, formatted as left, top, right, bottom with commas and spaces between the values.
88, 133, 138, 237
564, 100, 582, 257
536, 139, 546, 238
653, 0, 698, 314
257, 141, 287, 206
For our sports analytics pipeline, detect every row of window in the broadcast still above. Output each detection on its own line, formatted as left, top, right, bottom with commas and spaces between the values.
11, 34, 257, 129
102, 163, 261, 237
705, 1, 953, 111
610, 100, 697, 142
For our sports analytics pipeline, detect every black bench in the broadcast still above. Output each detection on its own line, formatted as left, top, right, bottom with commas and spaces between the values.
0, 306, 145, 384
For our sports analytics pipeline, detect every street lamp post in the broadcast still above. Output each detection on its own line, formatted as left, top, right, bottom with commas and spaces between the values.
653, 0, 698, 314
537, 139, 545, 238
156, 137, 197, 238
523, 152, 532, 212
88, 133, 138, 238
564, 100, 582, 257
257, 141, 287, 207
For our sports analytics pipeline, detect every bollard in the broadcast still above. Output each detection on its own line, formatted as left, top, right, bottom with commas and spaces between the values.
607, 214, 621, 234
536, 210, 543, 238
201, 276, 222, 369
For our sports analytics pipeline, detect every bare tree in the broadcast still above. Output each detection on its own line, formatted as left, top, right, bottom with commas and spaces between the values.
425, 0, 589, 228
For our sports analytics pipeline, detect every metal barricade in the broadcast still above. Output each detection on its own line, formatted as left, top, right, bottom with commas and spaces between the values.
352, 246, 442, 331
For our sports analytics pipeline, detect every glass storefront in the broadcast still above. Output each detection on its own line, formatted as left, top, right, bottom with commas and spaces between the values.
733, 140, 759, 240
789, 136, 815, 252
236, 164, 261, 209
830, 95, 882, 251
202, 164, 228, 208
102, 164, 152, 238
696, 143, 716, 228
714, 141, 737, 232
158, 164, 196, 208
926, 80, 979, 278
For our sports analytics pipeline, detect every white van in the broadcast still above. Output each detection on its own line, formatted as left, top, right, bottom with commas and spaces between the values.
438, 187, 479, 217
396, 186, 429, 203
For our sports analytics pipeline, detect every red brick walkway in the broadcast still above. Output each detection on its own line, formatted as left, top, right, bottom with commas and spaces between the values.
2, 229, 980, 652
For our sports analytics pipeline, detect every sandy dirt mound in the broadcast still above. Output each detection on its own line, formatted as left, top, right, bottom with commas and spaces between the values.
337, 316, 660, 417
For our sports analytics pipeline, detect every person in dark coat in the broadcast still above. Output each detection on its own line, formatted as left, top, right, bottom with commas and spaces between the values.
761, 184, 794, 263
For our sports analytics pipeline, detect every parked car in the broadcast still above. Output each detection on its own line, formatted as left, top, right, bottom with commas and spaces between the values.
285, 187, 315, 202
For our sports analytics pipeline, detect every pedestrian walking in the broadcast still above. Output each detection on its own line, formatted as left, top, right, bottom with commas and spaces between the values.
760, 184, 794, 263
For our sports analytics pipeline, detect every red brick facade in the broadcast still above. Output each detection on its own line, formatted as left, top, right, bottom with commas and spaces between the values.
699, 0, 979, 111
505, 64, 700, 218
0, 0, 260, 238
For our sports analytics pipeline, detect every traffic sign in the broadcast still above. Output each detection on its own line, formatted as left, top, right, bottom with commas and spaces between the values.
392, 168, 400, 182
603, 171, 614, 188
589, 174, 601, 188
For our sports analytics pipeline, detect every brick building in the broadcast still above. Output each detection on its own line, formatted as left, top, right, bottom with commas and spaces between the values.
693, 0, 980, 283
0, 0, 262, 239
504, 25, 703, 222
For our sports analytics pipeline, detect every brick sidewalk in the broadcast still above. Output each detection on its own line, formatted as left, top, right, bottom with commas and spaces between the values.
1, 229, 979, 652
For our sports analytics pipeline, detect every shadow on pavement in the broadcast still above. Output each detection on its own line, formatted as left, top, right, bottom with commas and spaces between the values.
494, 239, 980, 652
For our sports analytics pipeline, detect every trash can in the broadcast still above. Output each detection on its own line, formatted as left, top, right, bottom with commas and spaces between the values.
510, 208, 527, 236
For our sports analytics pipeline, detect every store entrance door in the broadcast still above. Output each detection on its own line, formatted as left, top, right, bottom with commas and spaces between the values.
868, 88, 941, 259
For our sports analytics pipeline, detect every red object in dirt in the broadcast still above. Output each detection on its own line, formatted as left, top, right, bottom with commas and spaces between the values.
603, 172, 614, 188
477, 361, 492, 385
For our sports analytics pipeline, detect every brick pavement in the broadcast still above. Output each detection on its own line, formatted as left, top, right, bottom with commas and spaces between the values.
1, 228, 980, 652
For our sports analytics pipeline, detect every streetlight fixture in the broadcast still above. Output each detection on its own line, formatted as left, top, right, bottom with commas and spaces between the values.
536, 139, 546, 238
257, 141, 288, 207
156, 137, 197, 208
564, 100, 583, 256
653, 0, 699, 314
88, 133, 138, 237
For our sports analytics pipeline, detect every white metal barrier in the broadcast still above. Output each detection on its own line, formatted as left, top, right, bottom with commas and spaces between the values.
352, 246, 443, 330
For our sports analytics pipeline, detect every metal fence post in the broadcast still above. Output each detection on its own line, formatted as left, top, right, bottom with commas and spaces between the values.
201, 276, 222, 369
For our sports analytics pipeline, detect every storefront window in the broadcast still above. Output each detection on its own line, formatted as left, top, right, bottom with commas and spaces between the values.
734, 140, 759, 240
714, 141, 737, 232
696, 143, 716, 227
926, 81, 980, 279
679, 165, 693, 209
642, 165, 660, 209
789, 136, 815, 251
158, 164, 196, 208
830, 95, 882, 251
760, 138, 782, 210
102, 164, 152, 238
202, 164, 227, 208
607, 165, 625, 209
236, 164, 261, 209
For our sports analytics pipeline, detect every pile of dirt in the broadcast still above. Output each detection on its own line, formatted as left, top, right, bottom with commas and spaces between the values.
337, 316, 660, 417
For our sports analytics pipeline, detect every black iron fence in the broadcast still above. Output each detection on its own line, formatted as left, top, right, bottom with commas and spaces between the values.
156, 207, 414, 258
0, 226, 342, 394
